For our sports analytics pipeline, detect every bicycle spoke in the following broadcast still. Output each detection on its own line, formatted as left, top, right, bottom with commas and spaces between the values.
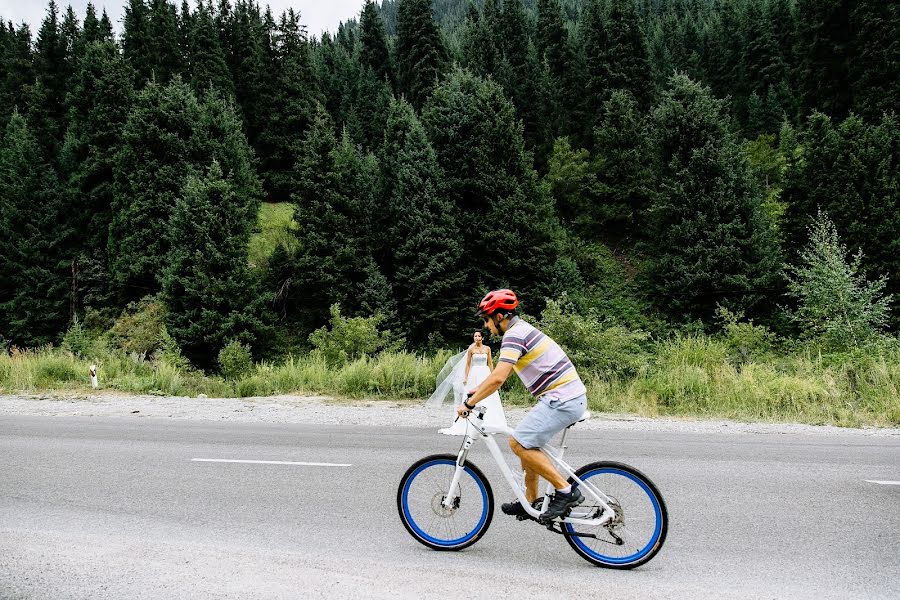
564, 466, 664, 566
402, 460, 488, 546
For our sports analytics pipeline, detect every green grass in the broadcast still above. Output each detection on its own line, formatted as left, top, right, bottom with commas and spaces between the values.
2, 338, 898, 428
248, 202, 296, 270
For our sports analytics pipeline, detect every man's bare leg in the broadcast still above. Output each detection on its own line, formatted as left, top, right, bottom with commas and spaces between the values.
510, 437, 566, 503
524, 469, 539, 503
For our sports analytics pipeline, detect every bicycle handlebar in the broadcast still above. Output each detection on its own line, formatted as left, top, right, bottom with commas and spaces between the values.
455, 392, 478, 421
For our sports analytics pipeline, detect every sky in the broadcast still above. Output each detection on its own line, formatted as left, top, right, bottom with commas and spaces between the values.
0, 1, 367, 38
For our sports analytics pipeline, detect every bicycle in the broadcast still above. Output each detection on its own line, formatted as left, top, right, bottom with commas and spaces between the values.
397, 404, 668, 569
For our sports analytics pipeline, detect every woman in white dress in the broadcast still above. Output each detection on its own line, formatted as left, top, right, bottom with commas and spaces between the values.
438, 331, 508, 435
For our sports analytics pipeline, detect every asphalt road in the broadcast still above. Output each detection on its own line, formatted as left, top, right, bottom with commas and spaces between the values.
1, 415, 898, 599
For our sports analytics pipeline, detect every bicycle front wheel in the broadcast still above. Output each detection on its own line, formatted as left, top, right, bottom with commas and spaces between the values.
563, 461, 667, 569
397, 454, 494, 551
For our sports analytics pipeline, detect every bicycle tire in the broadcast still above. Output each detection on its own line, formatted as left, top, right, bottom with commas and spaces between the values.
397, 454, 494, 551
562, 461, 667, 569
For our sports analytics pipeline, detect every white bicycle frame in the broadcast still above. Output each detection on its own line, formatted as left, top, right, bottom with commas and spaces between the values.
441, 405, 616, 527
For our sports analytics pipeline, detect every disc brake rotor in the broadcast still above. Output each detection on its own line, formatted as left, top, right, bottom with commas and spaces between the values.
432, 492, 460, 517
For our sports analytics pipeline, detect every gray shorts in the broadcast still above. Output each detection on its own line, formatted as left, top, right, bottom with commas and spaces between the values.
512, 394, 588, 449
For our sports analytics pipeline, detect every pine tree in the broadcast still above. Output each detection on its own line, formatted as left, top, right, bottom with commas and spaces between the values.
190, 1, 234, 95
0, 24, 33, 126
287, 108, 383, 331
645, 74, 781, 321
794, 0, 851, 120
742, 0, 786, 98
59, 5, 82, 88
379, 97, 465, 343
60, 41, 136, 313
422, 69, 565, 308
359, 0, 394, 87
346, 65, 392, 152
197, 88, 263, 213
99, 9, 114, 42
216, 0, 234, 69
163, 160, 271, 368
148, 0, 183, 83
603, 0, 654, 110
536, 0, 585, 143
745, 86, 784, 138
230, 1, 269, 148
593, 89, 655, 244
580, 0, 609, 130
460, 0, 498, 78
82, 3, 103, 45
768, 0, 796, 80
646, 16, 672, 94
256, 9, 321, 200
110, 79, 257, 300
122, 0, 153, 83
786, 210, 893, 348
177, 0, 193, 68
850, 0, 900, 119
395, 0, 449, 110
314, 33, 354, 129
707, 0, 743, 102
30, 1, 69, 161
0, 113, 71, 345
109, 81, 201, 299
495, 0, 547, 158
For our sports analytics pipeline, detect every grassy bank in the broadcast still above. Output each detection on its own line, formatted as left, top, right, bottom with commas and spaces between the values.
2, 337, 898, 428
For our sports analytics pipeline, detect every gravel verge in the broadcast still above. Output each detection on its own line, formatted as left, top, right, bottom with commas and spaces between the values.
1, 392, 898, 437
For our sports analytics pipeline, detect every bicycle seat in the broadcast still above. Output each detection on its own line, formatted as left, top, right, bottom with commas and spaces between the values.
566, 410, 591, 429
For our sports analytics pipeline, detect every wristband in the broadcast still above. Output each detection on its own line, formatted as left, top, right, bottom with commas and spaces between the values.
464, 399, 476, 410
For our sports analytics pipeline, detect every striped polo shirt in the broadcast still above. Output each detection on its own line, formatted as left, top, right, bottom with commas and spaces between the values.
498, 317, 587, 403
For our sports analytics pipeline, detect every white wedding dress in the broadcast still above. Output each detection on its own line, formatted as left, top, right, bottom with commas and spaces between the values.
439, 353, 508, 435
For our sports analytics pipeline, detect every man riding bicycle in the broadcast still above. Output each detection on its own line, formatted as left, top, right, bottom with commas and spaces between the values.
458, 289, 588, 523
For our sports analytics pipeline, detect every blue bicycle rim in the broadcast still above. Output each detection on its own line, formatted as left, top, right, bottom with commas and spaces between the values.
401, 458, 489, 547
566, 467, 662, 564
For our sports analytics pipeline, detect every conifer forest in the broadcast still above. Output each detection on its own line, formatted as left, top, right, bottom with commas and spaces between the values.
0, 1, 898, 424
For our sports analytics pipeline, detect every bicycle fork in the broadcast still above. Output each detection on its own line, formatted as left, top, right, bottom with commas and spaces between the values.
441, 430, 476, 508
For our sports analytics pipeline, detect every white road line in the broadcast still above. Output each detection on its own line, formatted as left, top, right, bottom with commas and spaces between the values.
191, 459, 352, 467
864, 480, 900, 485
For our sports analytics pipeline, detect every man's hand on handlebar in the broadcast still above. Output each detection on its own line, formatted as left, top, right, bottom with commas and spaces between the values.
455, 392, 477, 420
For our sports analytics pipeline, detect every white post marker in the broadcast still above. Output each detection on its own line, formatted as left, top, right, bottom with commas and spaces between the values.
89, 365, 98, 388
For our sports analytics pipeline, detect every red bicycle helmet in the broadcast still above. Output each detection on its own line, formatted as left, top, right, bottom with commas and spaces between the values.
476, 289, 519, 317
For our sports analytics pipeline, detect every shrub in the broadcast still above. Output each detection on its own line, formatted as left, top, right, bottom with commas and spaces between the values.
154, 328, 191, 371
61, 316, 108, 359
309, 304, 402, 366
107, 296, 168, 357
537, 299, 651, 378
785, 211, 893, 350
218, 340, 254, 381
566, 241, 655, 330
716, 306, 777, 367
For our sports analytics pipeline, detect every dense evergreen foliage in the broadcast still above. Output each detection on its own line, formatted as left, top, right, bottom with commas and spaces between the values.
645, 74, 780, 322
0, 0, 897, 371
163, 161, 269, 368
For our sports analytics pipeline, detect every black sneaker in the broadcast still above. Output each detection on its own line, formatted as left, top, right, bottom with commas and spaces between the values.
538, 487, 584, 524
501, 497, 544, 519
501, 500, 527, 517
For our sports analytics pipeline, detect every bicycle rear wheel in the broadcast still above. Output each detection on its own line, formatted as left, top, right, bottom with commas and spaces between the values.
397, 454, 494, 551
563, 461, 667, 569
